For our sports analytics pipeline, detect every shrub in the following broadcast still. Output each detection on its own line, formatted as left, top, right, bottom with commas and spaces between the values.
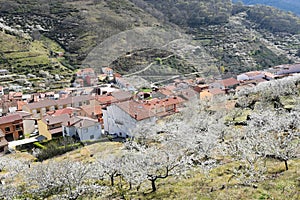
35, 137, 83, 161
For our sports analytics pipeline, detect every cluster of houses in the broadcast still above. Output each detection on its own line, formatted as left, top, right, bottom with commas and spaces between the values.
0, 63, 299, 153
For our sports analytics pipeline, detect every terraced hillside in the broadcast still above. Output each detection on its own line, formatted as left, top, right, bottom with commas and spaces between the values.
0, 0, 299, 84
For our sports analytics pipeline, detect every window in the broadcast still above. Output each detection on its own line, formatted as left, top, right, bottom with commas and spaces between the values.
5, 127, 10, 132
90, 135, 94, 139
15, 125, 21, 130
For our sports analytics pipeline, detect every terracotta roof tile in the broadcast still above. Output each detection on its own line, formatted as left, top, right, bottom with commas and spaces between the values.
116, 100, 155, 121
176, 88, 199, 100
217, 77, 239, 87
62, 116, 99, 128
111, 91, 132, 101
158, 88, 173, 96
50, 107, 80, 116
42, 114, 71, 125
74, 116, 99, 128
7, 111, 32, 118
143, 97, 185, 111
56, 95, 93, 106
25, 99, 57, 110
96, 95, 116, 104
80, 105, 102, 116
0, 114, 22, 124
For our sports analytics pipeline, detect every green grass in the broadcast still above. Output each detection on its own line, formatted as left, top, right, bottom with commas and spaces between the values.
0, 30, 74, 89
225, 108, 251, 124
126, 159, 300, 200
280, 96, 298, 109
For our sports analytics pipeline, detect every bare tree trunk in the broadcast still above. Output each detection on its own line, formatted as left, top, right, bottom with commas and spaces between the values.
110, 175, 114, 186
151, 179, 156, 192
284, 160, 288, 171
129, 182, 132, 190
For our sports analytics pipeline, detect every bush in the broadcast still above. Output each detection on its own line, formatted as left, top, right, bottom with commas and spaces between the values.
35, 137, 83, 161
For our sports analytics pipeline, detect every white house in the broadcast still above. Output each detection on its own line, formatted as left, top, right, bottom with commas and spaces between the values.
237, 71, 265, 81
115, 77, 136, 91
102, 100, 156, 138
62, 116, 101, 142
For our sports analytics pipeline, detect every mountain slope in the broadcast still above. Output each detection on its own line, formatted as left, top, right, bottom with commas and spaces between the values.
0, 0, 299, 81
233, 0, 300, 16
0, 0, 163, 65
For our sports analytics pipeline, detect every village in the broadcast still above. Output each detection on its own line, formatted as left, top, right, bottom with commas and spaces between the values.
0, 63, 300, 154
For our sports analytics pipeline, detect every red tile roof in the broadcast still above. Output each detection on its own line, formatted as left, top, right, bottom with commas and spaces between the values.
0, 113, 22, 124
111, 91, 132, 101
42, 114, 71, 126
56, 95, 94, 106
25, 99, 57, 110
7, 111, 32, 118
50, 107, 80, 116
143, 97, 185, 111
62, 116, 99, 128
158, 88, 174, 96
176, 88, 199, 100
80, 105, 102, 116
116, 100, 155, 121
217, 77, 239, 87
96, 95, 116, 105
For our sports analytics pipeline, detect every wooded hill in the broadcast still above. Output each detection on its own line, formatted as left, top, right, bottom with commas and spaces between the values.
0, 0, 299, 79
233, 0, 300, 16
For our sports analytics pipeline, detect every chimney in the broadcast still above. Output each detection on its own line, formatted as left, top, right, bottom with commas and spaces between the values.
68, 121, 70, 126
134, 113, 137, 120
46, 119, 49, 124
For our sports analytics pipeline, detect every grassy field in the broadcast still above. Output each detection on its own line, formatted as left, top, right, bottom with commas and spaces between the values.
121, 158, 300, 200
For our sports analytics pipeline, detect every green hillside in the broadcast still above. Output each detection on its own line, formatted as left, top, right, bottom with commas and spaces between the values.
233, 0, 300, 16
0, 0, 299, 80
